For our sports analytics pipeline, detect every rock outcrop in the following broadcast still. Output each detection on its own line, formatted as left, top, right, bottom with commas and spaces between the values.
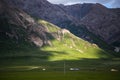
0, 0, 51, 47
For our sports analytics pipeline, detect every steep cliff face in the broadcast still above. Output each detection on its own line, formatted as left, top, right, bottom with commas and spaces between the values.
5, 0, 120, 47
0, 0, 51, 47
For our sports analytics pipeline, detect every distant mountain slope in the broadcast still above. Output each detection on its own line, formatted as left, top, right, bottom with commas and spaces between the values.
80, 4, 120, 44
60, 3, 120, 46
7, 0, 77, 26
0, 0, 115, 63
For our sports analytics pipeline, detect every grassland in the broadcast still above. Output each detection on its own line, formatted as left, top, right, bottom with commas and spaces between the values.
0, 58, 120, 80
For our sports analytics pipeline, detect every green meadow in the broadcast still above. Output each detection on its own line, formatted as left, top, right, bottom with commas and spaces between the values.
0, 59, 120, 80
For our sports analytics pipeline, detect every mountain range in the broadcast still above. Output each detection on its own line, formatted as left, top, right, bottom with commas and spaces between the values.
7, 0, 120, 48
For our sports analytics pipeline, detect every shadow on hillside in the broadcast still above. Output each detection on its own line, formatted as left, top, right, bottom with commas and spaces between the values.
0, 45, 71, 66
0, 46, 116, 67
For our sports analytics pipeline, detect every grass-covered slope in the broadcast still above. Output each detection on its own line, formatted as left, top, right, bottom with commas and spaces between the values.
38, 20, 113, 61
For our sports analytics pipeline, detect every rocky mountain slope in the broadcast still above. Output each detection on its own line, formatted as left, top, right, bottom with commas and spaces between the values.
0, 0, 51, 47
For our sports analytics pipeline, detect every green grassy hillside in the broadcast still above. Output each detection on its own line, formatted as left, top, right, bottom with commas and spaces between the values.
0, 19, 114, 61
38, 20, 113, 61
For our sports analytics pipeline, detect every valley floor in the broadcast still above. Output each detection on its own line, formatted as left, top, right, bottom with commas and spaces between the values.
0, 59, 120, 80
